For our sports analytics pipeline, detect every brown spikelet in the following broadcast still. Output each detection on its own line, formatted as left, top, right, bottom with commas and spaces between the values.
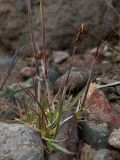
36, 49, 51, 59
75, 23, 86, 46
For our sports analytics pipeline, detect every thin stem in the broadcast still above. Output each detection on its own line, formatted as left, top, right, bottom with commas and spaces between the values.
39, 0, 51, 103
27, 0, 39, 74
97, 81, 120, 89
80, 4, 110, 108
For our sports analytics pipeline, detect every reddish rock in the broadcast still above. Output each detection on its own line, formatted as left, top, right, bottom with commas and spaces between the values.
86, 89, 120, 129
20, 67, 36, 78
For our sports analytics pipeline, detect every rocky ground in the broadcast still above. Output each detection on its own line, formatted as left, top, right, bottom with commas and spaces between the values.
0, 40, 120, 159
0, 0, 120, 160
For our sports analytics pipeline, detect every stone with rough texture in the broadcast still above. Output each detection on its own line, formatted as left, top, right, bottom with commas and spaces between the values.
78, 121, 110, 149
0, 0, 119, 54
79, 143, 96, 160
52, 51, 69, 64
54, 69, 88, 94
86, 89, 120, 130
0, 98, 18, 122
4, 82, 33, 109
108, 128, 120, 149
94, 149, 120, 160
26, 67, 61, 91
0, 122, 44, 160
20, 66, 37, 78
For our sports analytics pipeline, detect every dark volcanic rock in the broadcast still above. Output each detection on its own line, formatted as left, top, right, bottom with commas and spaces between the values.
0, 122, 44, 160
78, 121, 111, 149
0, 0, 119, 54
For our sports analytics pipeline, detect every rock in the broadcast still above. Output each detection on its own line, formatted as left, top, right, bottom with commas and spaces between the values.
86, 89, 120, 129
0, 53, 26, 89
115, 85, 120, 96
104, 51, 112, 59
49, 111, 78, 160
0, 98, 18, 122
94, 149, 110, 160
108, 128, 120, 149
0, 0, 119, 54
94, 149, 120, 160
78, 143, 96, 160
48, 68, 61, 90
78, 144, 120, 160
100, 61, 112, 73
0, 122, 44, 160
27, 68, 61, 91
0, 52, 11, 64
78, 121, 110, 149
54, 69, 88, 94
20, 66, 37, 79
52, 51, 69, 64
4, 82, 32, 104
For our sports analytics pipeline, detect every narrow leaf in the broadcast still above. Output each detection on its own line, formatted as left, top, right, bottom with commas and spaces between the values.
47, 142, 75, 155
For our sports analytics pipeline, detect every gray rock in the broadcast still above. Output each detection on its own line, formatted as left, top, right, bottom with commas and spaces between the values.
26, 68, 61, 91
52, 51, 69, 64
0, 53, 11, 65
94, 149, 111, 160
4, 82, 32, 103
78, 121, 111, 149
115, 85, 120, 96
54, 69, 88, 94
48, 68, 61, 90
94, 149, 120, 160
0, 0, 119, 54
108, 128, 120, 149
0, 122, 44, 160
0, 98, 18, 122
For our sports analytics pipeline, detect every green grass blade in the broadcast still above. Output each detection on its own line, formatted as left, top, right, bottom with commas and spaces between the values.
47, 142, 75, 155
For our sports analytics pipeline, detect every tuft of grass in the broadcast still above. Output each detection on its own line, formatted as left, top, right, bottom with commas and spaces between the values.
0, 0, 119, 156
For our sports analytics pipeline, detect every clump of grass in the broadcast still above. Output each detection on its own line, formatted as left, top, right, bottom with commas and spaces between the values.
0, 0, 119, 157
15, 0, 78, 155
14, 0, 88, 155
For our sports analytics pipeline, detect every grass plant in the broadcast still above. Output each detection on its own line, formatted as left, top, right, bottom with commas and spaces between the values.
0, 0, 119, 157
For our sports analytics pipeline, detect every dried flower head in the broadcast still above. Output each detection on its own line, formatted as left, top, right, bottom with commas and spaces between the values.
75, 23, 86, 46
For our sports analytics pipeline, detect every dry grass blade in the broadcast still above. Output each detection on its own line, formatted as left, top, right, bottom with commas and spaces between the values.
97, 81, 120, 89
